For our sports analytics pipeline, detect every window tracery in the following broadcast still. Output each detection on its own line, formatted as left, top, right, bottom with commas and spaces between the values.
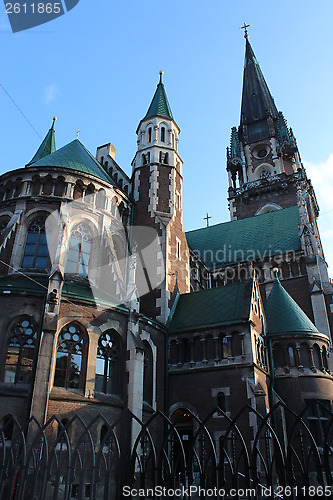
65, 224, 92, 277
22, 218, 48, 269
54, 324, 86, 390
4, 317, 37, 385
95, 330, 123, 396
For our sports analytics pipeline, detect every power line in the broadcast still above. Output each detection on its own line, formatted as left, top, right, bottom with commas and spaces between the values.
0, 82, 42, 139
319, 209, 333, 217
0, 258, 88, 311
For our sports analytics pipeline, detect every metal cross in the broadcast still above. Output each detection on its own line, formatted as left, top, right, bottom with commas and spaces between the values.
204, 213, 211, 227
240, 22, 251, 39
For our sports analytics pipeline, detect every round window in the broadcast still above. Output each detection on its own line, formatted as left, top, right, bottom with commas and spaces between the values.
257, 149, 268, 158
253, 145, 270, 159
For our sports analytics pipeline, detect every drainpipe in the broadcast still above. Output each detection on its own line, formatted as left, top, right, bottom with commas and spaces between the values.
164, 328, 169, 416
267, 334, 275, 410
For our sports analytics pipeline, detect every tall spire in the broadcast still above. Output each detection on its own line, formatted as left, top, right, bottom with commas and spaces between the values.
240, 37, 278, 127
144, 71, 174, 121
27, 116, 57, 166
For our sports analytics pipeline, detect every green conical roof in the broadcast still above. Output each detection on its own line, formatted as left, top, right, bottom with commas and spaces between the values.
144, 71, 174, 121
27, 138, 116, 185
27, 117, 57, 166
265, 276, 321, 337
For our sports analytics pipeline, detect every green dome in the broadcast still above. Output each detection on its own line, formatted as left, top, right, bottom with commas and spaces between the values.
265, 277, 321, 337
26, 139, 115, 185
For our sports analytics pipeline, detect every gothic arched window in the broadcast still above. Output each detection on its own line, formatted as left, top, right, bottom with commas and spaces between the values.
288, 346, 296, 367
322, 347, 329, 370
96, 189, 106, 210
22, 218, 48, 269
4, 317, 37, 385
65, 224, 92, 277
143, 341, 153, 406
161, 127, 165, 142
313, 344, 322, 370
111, 196, 118, 216
221, 335, 228, 358
95, 331, 123, 396
217, 392, 226, 414
148, 127, 152, 143
273, 343, 285, 368
53, 324, 86, 391
300, 343, 311, 368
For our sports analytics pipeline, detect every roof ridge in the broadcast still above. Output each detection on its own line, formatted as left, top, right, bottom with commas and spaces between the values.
186, 205, 299, 235
179, 280, 248, 299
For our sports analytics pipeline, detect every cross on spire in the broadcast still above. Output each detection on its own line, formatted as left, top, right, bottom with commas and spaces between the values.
240, 22, 251, 39
204, 213, 211, 227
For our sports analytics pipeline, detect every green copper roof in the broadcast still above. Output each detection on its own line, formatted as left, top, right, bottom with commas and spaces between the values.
0, 275, 48, 295
168, 281, 251, 333
27, 117, 57, 166
27, 139, 116, 185
186, 206, 301, 270
62, 280, 129, 311
241, 38, 278, 126
265, 277, 321, 337
144, 72, 174, 121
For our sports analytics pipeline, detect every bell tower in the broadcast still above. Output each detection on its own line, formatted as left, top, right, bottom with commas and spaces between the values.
227, 30, 305, 221
132, 71, 190, 323
226, 29, 333, 341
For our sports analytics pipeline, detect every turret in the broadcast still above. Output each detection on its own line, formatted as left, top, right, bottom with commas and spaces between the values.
132, 72, 190, 323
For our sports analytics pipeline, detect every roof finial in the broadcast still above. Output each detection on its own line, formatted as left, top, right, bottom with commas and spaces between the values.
76, 129, 80, 139
51, 116, 57, 129
204, 213, 211, 227
240, 22, 251, 39
159, 70, 164, 84
273, 267, 280, 280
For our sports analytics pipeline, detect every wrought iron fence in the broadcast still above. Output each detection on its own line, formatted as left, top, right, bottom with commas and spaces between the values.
0, 401, 333, 499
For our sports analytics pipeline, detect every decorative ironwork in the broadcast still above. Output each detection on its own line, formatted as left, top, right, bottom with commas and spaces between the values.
0, 401, 333, 499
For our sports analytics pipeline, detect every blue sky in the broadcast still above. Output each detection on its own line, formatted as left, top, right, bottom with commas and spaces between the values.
1, 0, 333, 273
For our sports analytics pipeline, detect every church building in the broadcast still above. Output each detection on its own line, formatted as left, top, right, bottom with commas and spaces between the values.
0, 32, 332, 444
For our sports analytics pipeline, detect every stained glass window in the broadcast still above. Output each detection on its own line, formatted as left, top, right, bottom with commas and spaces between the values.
22, 218, 48, 269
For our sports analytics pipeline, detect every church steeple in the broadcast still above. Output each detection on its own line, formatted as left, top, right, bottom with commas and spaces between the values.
226, 35, 303, 221
26, 116, 57, 166
144, 70, 174, 121
132, 72, 189, 324
132, 72, 181, 172
240, 38, 278, 128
